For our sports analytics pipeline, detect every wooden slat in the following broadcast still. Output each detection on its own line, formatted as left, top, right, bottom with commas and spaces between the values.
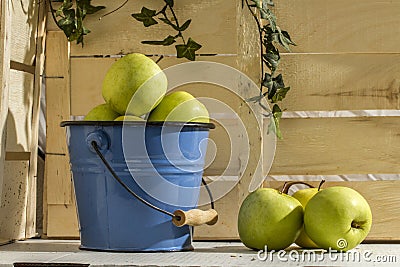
47, 0, 238, 56
45, 155, 72, 205
9, 61, 35, 74
268, 117, 400, 175
10, 0, 39, 65
0, 0, 12, 219
45, 31, 70, 154
70, 54, 400, 115
6, 70, 34, 152
45, 78, 70, 154
25, 0, 48, 238
5, 152, 31, 161
280, 54, 400, 111
0, 161, 29, 240
265, 181, 400, 241
47, 204, 79, 238
275, 0, 400, 53
45, 31, 72, 233
45, 31, 69, 77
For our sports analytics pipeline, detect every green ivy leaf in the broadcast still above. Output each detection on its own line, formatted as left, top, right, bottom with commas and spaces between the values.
268, 104, 282, 139
175, 38, 202, 61
179, 19, 192, 31
142, 35, 176, 46
79, 0, 105, 15
50, 0, 104, 46
164, 0, 174, 7
263, 52, 280, 72
260, 7, 277, 31
262, 73, 272, 86
271, 87, 290, 103
266, 74, 286, 100
56, 0, 73, 16
132, 7, 158, 27
281, 30, 296, 45
274, 27, 294, 52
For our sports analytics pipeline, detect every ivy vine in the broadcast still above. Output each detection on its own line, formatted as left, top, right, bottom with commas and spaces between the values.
244, 0, 295, 138
132, 0, 202, 61
49, 0, 105, 45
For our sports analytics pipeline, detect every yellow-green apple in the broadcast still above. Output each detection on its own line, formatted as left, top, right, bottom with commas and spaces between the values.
114, 115, 144, 121
304, 186, 372, 251
84, 103, 120, 121
238, 188, 303, 251
147, 91, 209, 123
102, 53, 167, 116
292, 187, 320, 248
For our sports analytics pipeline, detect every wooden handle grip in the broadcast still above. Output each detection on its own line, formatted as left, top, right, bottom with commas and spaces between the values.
172, 209, 218, 227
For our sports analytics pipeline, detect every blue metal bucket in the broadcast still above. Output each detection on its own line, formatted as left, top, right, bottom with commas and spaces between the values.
61, 121, 214, 252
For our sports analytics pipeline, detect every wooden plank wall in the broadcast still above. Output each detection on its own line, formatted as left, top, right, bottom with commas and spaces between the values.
0, 0, 46, 241
44, 0, 400, 241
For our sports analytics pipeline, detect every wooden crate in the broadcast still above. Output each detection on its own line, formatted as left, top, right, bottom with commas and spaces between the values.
44, 0, 400, 241
0, 0, 46, 242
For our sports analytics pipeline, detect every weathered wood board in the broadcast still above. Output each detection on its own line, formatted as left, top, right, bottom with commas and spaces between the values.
280, 54, 400, 111
269, 116, 400, 175
275, 0, 400, 53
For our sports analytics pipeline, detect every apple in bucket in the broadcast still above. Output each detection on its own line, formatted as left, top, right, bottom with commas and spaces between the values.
148, 91, 209, 123
114, 115, 145, 121
84, 103, 120, 121
102, 53, 168, 116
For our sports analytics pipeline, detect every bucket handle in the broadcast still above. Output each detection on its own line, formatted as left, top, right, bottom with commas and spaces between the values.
90, 140, 218, 227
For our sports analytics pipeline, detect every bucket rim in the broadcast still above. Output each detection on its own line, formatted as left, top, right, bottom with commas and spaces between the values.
60, 120, 215, 129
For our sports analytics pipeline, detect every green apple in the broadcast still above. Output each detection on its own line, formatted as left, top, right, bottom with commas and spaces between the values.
238, 188, 303, 251
102, 53, 167, 116
84, 103, 120, 121
292, 187, 320, 248
114, 115, 144, 121
304, 186, 372, 251
147, 91, 209, 123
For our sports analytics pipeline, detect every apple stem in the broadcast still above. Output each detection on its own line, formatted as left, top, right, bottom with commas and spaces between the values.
318, 180, 326, 191
281, 181, 315, 195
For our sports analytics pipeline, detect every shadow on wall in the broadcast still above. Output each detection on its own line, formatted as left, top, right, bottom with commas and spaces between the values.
0, 111, 28, 240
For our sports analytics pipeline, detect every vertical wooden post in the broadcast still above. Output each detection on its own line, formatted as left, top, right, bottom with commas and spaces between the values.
25, 0, 48, 238
44, 31, 76, 237
0, 0, 12, 242
194, 1, 262, 239
236, 0, 264, 232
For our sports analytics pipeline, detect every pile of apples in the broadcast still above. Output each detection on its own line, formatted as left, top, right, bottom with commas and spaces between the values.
238, 181, 372, 252
84, 53, 209, 123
